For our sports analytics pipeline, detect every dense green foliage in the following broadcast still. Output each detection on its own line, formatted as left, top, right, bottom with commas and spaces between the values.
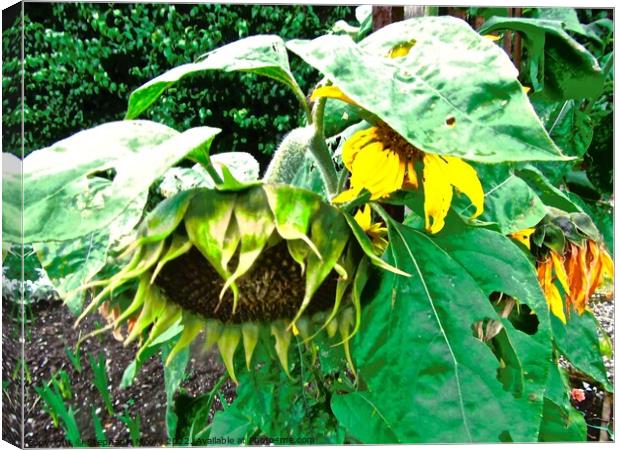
2, 3, 354, 164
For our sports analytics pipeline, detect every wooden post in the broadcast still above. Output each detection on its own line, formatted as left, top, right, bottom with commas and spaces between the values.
372, 6, 404, 31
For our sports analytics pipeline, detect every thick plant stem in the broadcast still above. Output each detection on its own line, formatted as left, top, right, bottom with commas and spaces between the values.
293, 84, 313, 125
310, 97, 338, 197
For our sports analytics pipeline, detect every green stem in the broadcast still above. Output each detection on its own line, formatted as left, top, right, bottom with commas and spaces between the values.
204, 160, 224, 185
293, 84, 313, 125
310, 97, 338, 196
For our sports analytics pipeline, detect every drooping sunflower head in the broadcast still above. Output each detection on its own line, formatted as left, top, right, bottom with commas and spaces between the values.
511, 212, 614, 323
311, 86, 484, 234
78, 184, 405, 382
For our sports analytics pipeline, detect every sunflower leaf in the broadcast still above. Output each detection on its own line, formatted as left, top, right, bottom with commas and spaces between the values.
287, 17, 568, 163
346, 218, 552, 443
126, 35, 304, 119
6, 121, 220, 245
480, 17, 603, 100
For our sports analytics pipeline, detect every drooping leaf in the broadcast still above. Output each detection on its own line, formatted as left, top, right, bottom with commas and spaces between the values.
126, 35, 305, 119
533, 8, 601, 44
551, 311, 613, 392
8, 121, 220, 244
288, 17, 568, 163
480, 17, 603, 100
516, 165, 582, 213
531, 99, 593, 184
458, 167, 547, 234
34, 229, 111, 315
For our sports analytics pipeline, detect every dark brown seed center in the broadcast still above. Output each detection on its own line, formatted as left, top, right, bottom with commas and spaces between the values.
154, 241, 337, 323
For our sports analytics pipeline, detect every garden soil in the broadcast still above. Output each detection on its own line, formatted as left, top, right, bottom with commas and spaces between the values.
2, 294, 614, 446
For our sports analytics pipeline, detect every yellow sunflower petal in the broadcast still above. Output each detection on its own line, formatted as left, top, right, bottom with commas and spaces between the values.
443, 156, 484, 219
342, 129, 380, 171
422, 154, 453, 234
405, 160, 419, 189
354, 205, 372, 231
551, 251, 570, 296
350, 144, 401, 200
510, 228, 535, 250
310, 86, 357, 106
332, 186, 362, 204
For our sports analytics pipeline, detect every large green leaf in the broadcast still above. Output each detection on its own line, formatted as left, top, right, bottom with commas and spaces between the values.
516, 166, 582, 213
551, 311, 613, 392
288, 17, 567, 163
331, 392, 398, 444
8, 121, 220, 244
34, 229, 111, 315
2, 153, 21, 245
458, 166, 547, 234
531, 99, 593, 184
480, 17, 603, 100
345, 218, 552, 442
34, 189, 148, 315
126, 35, 304, 119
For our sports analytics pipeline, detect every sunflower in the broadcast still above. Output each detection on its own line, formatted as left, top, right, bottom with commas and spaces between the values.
536, 240, 613, 323
354, 205, 388, 254
311, 86, 484, 234
77, 184, 405, 382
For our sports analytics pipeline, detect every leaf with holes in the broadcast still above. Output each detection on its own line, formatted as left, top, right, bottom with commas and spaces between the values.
288, 16, 568, 163
343, 215, 552, 443
6, 121, 220, 244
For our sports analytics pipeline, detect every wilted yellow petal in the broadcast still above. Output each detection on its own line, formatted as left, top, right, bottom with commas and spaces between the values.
310, 86, 357, 106
443, 156, 484, 219
510, 228, 535, 250
354, 205, 372, 231
342, 128, 379, 171
573, 246, 590, 314
484, 34, 502, 41
545, 283, 567, 324
600, 246, 614, 280
551, 251, 570, 295
586, 240, 603, 298
422, 154, 453, 234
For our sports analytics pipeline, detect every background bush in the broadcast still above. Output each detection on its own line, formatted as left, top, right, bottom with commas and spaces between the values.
2, 3, 354, 169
